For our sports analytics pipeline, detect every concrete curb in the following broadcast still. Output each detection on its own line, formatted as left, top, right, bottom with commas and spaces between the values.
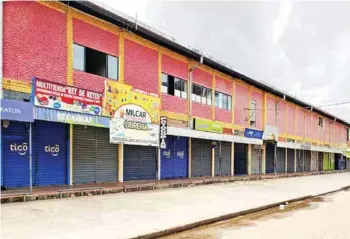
131, 185, 350, 239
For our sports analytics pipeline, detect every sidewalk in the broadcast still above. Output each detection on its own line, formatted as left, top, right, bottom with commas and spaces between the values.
2, 172, 350, 239
1, 170, 346, 203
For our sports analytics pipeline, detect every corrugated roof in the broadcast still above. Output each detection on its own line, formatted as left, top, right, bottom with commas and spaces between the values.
60, 0, 350, 127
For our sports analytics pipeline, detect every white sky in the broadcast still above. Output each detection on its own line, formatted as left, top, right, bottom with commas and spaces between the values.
96, 0, 350, 122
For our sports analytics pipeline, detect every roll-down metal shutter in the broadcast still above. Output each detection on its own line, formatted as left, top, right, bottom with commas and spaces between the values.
330, 153, 335, 170
296, 149, 303, 172
304, 150, 311, 172
173, 137, 188, 178
265, 143, 275, 174
234, 143, 247, 175
2, 121, 30, 188
311, 151, 318, 171
318, 152, 323, 171
160, 136, 175, 179
140, 146, 157, 180
35, 121, 68, 186
191, 139, 212, 177
276, 147, 286, 173
287, 148, 295, 173
250, 145, 262, 175
215, 142, 231, 176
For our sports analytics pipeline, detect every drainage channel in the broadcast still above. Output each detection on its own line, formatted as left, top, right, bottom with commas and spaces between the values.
133, 186, 350, 239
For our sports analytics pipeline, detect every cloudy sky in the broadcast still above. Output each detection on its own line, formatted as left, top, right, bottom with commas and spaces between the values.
100, 0, 350, 121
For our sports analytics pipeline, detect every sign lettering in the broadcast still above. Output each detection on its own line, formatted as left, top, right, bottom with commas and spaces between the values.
159, 116, 167, 149
10, 143, 28, 156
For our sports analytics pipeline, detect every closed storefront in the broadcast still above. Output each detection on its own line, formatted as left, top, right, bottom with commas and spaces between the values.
34, 121, 68, 186
161, 136, 188, 179
304, 150, 311, 172
2, 121, 30, 188
296, 149, 303, 172
323, 152, 330, 170
329, 153, 335, 170
318, 152, 323, 171
251, 145, 262, 175
265, 142, 275, 174
73, 125, 118, 184
215, 142, 231, 176
311, 151, 318, 171
276, 147, 286, 173
192, 139, 212, 177
124, 145, 157, 181
287, 148, 295, 173
234, 143, 248, 175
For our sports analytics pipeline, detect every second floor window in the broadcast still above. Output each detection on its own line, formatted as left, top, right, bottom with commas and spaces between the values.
319, 117, 324, 129
192, 84, 212, 105
73, 43, 118, 80
250, 100, 257, 127
215, 91, 232, 110
347, 128, 350, 142
161, 73, 187, 99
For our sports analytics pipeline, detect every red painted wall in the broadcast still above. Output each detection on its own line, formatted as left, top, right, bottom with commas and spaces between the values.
310, 113, 318, 140
287, 104, 296, 135
73, 18, 119, 56
215, 108, 231, 123
124, 39, 158, 94
161, 94, 188, 114
192, 102, 212, 119
193, 68, 212, 88
215, 76, 232, 95
277, 101, 286, 134
161, 54, 188, 80
3, 2, 67, 83
251, 91, 263, 129
234, 85, 249, 127
73, 70, 106, 93
296, 108, 305, 138
266, 96, 276, 126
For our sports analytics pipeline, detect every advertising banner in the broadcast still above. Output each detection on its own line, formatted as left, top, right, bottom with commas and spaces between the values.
244, 128, 264, 139
159, 116, 167, 149
1, 99, 34, 122
104, 80, 161, 146
33, 78, 103, 115
194, 118, 223, 134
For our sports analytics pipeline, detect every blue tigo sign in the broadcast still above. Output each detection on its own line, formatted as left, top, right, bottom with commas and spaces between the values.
0, 99, 34, 122
244, 128, 264, 139
34, 107, 110, 128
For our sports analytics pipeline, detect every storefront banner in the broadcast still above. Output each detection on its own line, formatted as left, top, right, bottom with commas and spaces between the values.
1, 99, 34, 122
103, 80, 160, 123
33, 78, 103, 115
159, 116, 167, 149
34, 107, 109, 128
104, 80, 161, 146
244, 128, 263, 139
194, 118, 223, 134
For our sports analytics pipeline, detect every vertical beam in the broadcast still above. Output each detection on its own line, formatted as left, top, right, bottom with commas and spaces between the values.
188, 138, 192, 178
211, 147, 215, 177
119, 32, 125, 83
157, 147, 161, 180
67, 8, 73, 85
262, 144, 266, 174
69, 124, 73, 185
285, 148, 288, 173
118, 144, 124, 182
294, 148, 297, 172
232, 82, 236, 125
0, 1, 3, 99
212, 71, 216, 120
263, 92, 267, 128
247, 144, 252, 175
231, 142, 234, 176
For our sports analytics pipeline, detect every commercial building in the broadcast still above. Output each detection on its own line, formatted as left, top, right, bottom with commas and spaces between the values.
1, 1, 349, 188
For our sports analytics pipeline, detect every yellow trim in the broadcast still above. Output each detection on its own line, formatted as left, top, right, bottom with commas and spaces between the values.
2, 78, 32, 93
212, 71, 216, 120
69, 124, 73, 185
158, 49, 162, 97
189, 62, 213, 75
188, 138, 192, 178
266, 93, 277, 100
71, 9, 120, 35
233, 124, 245, 130
67, 9, 73, 85
232, 82, 236, 125
124, 31, 158, 51
160, 110, 189, 121
250, 86, 263, 94
215, 71, 233, 82
119, 32, 125, 83
159, 47, 189, 64
36, 1, 68, 13
118, 144, 124, 182
235, 79, 250, 88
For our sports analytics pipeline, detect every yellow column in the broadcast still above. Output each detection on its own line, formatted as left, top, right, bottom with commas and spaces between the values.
69, 124, 73, 185
67, 8, 73, 86
212, 71, 216, 120
248, 144, 252, 174
118, 144, 124, 182
231, 142, 234, 176
188, 138, 192, 178
119, 32, 125, 83
211, 148, 215, 177
285, 148, 288, 173
262, 144, 266, 174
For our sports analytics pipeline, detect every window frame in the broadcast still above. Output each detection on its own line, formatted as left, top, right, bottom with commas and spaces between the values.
161, 73, 188, 99
347, 128, 350, 142
192, 83, 212, 106
318, 117, 324, 129
250, 100, 257, 127
215, 91, 232, 110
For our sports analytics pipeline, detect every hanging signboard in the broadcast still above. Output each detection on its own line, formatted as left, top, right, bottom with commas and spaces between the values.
33, 77, 103, 115
194, 118, 223, 134
104, 80, 160, 146
0, 99, 34, 122
244, 128, 264, 139
159, 116, 167, 149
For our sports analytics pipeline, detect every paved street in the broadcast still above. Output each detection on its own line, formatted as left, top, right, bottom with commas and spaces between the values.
165, 190, 350, 239
1, 173, 350, 239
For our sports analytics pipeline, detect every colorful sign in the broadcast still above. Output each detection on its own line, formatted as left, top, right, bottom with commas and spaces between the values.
104, 80, 161, 146
33, 78, 103, 115
1, 99, 34, 122
194, 118, 223, 134
34, 107, 110, 128
244, 128, 264, 139
159, 117, 167, 149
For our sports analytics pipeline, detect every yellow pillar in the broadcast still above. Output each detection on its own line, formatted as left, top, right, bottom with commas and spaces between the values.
69, 124, 73, 185
247, 144, 252, 175
118, 144, 124, 182
188, 138, 192, 178
231, 142, 234, 176
262, 144, 266, 174
285, 148, 288, 173
211, 147, 215, 177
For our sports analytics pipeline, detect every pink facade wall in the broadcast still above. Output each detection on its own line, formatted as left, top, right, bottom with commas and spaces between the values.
266, 96, 276, 126
251, 91, 263, 129
234, 85, 249, 127
287, 104, 296, 135
215, 76, 232, 95
193, 68, 212, 88
215, 108, 231, 123
277, 101, 287, 134
192, 102, 212, 119
296, 108, 305, 138
161, 94, 188, 114
161, 54, 188, 80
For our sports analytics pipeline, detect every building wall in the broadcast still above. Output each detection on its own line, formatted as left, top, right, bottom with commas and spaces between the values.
192, 68, 213, 119
214, 75, 232, 123
287, 103, 296, 136
234, 84, 249, 127
295, 107, 305, 139
251, 90, 263, 129
266, 96, 276, 127
277, 100, 287, 135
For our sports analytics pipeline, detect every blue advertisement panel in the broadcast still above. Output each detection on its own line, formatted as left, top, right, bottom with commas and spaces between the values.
244, 128, 264, 139
1, 99, 34, 122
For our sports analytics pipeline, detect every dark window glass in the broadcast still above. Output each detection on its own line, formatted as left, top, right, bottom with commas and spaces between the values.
174, 78, 181, 97
182, 80, 188, 99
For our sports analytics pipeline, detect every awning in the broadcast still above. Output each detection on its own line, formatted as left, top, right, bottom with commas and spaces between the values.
277, 141, 302, 149
310, 145, 342, 154
34, 107, 110, 128
0, 99, 34, 122
167, 127, 263, 145
343, 151, 350, 158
